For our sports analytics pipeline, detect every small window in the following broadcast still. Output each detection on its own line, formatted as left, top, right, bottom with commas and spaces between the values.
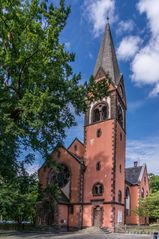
74, 144, 77, 152
97, 129, 102, 138
120, 164, 122, 173
69, 205, 74, 214
92, 183, 104, 196
146, 191, 148, 197
96, 162, 101, 171
118, 190, 122, 203
120, 133, 122, 141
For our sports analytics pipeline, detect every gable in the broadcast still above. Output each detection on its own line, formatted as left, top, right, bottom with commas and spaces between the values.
94, 67, 107, 81
68, 138, 84, 159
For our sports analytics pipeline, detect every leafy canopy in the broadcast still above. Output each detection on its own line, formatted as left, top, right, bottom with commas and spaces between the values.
0, 0, 110, 179
136, 192, 159, 219
149, 173, 159, 193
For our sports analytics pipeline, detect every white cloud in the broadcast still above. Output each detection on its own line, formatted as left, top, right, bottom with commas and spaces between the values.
83, 0, 116, 37
117, 20, 135, 35
126, 138, 159, 175
149, 83, 159, 97
117, 36, 141, 61
132, 39, 159, 85
137, 0, 159, 37
129, 0, 159, 96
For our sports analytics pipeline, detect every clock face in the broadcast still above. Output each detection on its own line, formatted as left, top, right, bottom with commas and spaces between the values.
48, 164, 70, 188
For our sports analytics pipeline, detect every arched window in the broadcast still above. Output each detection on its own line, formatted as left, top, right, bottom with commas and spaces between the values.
92, 103, 109, 123
141, 188, 144, 198
118, 190, 122, 203
92, 183, 104, 196
93, 108, 100, 122
117, 105, 124, 127
126, 187, 131, 215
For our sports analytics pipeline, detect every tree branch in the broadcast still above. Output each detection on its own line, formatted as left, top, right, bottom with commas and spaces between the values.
18, 49, 39, 92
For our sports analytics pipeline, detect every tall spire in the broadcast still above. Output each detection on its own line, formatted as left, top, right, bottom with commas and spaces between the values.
93, 22, 121, 85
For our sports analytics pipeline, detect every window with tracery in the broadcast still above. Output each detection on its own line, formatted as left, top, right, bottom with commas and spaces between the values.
92, 183, 104, 196
93, 103, 109, 123
48, 164, 70, 188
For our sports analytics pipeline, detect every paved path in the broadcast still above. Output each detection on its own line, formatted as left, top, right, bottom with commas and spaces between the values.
0, 231, 153, 239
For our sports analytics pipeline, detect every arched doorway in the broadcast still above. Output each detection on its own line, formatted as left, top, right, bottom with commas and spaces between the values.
93, 206, 103, 227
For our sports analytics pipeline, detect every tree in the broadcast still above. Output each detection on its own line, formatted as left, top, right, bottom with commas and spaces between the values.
136, 192, 159, 220
0, 172, 38, 223
0, 0, 110, 180
149, 174, 159, 193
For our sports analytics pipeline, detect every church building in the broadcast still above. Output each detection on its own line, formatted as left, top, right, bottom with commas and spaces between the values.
38, 22, 149, 231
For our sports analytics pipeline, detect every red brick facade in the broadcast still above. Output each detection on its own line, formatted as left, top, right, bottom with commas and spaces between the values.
37, 22, 149, 230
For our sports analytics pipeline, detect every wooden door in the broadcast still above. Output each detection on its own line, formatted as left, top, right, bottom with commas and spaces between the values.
93, 206, 103, 227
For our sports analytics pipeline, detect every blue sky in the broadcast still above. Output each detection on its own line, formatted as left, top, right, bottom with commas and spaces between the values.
60, 0, 159, 175
31, 0, 159, 175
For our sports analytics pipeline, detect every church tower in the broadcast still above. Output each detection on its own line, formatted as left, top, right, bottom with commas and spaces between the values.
82, 22, 126, 230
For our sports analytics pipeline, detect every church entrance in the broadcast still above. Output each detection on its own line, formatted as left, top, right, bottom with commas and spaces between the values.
93, 206, 103, 227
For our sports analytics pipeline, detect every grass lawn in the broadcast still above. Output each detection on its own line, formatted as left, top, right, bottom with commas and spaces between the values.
125, 224, 159, 234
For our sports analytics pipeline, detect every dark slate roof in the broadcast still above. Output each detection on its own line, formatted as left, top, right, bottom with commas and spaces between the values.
125, 166, 143, 185
93, 22, 121, 85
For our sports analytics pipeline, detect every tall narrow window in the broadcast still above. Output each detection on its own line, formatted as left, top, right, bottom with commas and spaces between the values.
93, 109, 100, 122
117, 105, 124, 127
74, 144, 77, 152
96, 162, 101, 171
126, 187, 131, 216
102, 106, 108, 120
120, 164, 122, 173
118, 190, 122, 203
141, 188, 144, 198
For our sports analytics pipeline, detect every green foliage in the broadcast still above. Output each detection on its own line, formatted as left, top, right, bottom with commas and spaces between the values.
149, 173, 159, 193
0, 0, 110, 180
0, 173, 38, 223
136, 192, 159, 219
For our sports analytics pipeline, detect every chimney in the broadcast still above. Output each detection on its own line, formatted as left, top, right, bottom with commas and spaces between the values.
134, 161, 138, 167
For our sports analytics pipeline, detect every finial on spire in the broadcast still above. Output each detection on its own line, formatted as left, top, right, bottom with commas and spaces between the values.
107, 16, 109, 23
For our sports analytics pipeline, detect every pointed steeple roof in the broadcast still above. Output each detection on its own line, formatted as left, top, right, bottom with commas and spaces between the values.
93, 22, 121, 85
